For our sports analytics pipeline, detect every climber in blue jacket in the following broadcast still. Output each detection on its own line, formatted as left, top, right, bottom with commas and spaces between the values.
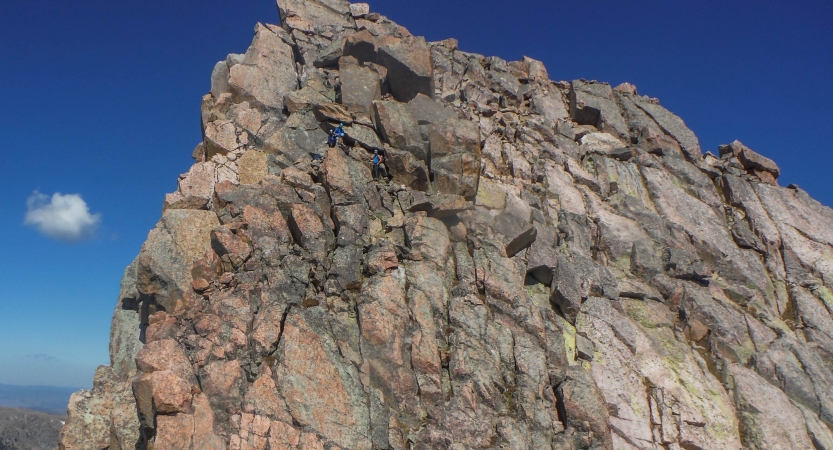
327, 129, 338, 148
371, 149, 384, 180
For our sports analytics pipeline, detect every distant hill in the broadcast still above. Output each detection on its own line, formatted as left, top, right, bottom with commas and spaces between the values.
0, 384, 79, 415
0, 407, 64, 450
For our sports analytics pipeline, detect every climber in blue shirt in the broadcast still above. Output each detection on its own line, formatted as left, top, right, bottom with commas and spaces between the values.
371, 149, 384, 180
335, 123, 345, 139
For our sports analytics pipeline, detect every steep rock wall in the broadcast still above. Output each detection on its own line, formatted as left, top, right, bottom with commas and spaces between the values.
60, 1, 833, 449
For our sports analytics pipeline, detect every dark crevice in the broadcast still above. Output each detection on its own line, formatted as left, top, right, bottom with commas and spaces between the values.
553, 383, 568, 429
137, 293, 162, 345
275, 305, 292, 350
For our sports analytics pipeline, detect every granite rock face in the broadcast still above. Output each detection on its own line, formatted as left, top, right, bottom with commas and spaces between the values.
62, 1, 833, 449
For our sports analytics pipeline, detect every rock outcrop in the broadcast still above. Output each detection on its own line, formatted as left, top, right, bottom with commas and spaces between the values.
61, 1, 833, 449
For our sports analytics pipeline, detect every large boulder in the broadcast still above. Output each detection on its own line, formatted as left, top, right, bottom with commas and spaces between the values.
428, 118, 481, 198
384, 148, 430, 191
237, 150, 268, 185
508, 56, 549, 82
344, 123, 383, 149
569, 80, 629, 140
531, 88, 569, 122
373, 100, 425, 159
729, 364, 816, 449
428, 117, 480, 161
277, 0, 352, 33
342, 30, 434, 103
313, 101, 353, 124
285, 85, 331, 114
164, 162, 215, 210
579, 132, 628, 156
339, 55, 382, 116
209, 59, 231, 98
343, 29, 399, 65
135, 210, 219, 314
378, 36, 435, 102
407, 93, 456, 125
719, 139, 780, 184
615, 90, 684, 157
59, 366, 139, 450
555, 366, 613, 449
484, 191, 537, 257
203, 120, 247, 158
527, 224, 558, 284
630, 93, 701, 160
228, 24, 298, 111
288, 203, 334, 261
313, 37, 346, 68
133, 370, 192, 415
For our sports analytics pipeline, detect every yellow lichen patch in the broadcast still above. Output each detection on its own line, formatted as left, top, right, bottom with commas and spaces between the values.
658, 332, 686, 369
651, 328, 738, 440
525, 283, 551, 310
811, 284, 833, 315
475, 179, 508, 210
592, 349, 605, 365
555, 314, 578, 365
761, 315, 794, 338
734, 337, 757, 364
630, 392, 644, 417
614, 254, 632, 272
624, 300, 655, 329
635, 300, 676, 330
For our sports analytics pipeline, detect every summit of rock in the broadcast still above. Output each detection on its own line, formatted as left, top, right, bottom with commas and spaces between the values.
60, 1, 833, 449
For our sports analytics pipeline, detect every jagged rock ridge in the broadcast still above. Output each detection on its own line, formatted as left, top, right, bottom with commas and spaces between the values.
60, 1, 833, 449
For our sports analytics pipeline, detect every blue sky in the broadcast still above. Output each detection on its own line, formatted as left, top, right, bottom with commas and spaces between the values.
0, 0, 830, 389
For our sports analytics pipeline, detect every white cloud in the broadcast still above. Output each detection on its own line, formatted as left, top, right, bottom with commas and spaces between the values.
24, 191, 101, 242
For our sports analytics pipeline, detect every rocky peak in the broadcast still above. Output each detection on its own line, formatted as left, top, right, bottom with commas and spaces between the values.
60, 1, 833, 449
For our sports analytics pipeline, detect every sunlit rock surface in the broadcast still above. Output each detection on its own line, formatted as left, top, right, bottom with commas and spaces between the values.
61, 1, 833, 449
